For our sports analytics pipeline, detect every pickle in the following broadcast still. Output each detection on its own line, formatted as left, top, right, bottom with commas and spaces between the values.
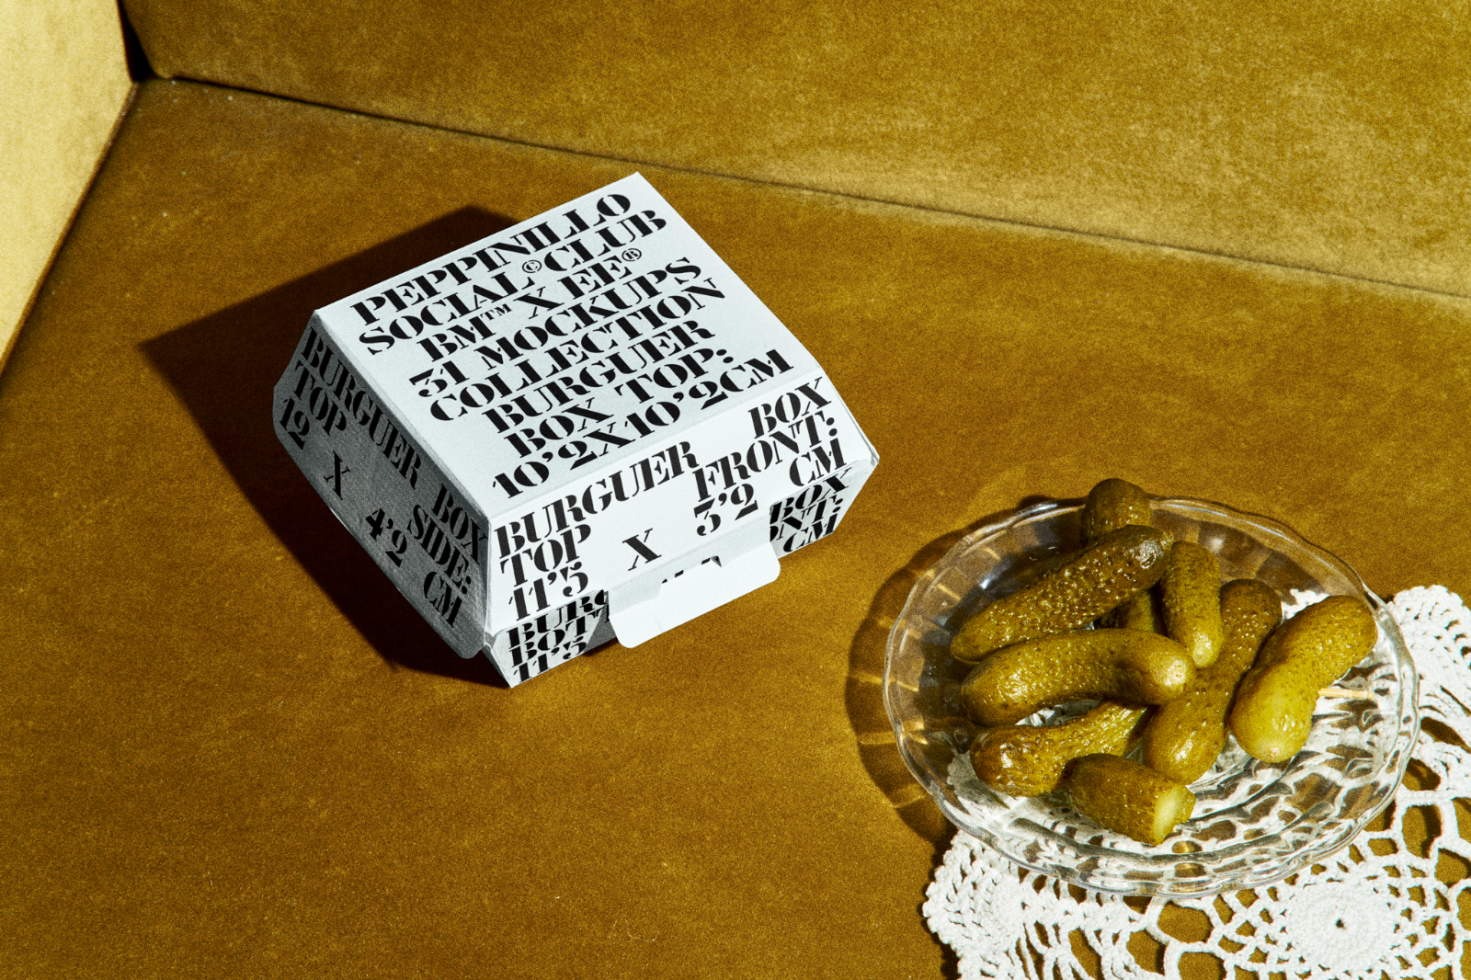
1082, 478, 1162, 632
1159, 541, 1226, 667
1142, 579, 1281, 783
1228, 595, 1378, 764
1107, 587, 1161, 632
951, 525, 1171, 662
1080, 478, 1154, 544
971, 700, 1150, 796
1065, 754, 1196, 845
959, 629, 1195, 726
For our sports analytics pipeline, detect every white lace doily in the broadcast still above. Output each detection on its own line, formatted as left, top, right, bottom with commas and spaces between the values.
925, 585, 1471, 980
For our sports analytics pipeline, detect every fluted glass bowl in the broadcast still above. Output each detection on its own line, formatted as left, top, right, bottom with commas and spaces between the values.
884, 497, 1418, 897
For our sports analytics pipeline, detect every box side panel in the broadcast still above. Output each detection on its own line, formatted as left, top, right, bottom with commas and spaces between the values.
272, 318, 489, 656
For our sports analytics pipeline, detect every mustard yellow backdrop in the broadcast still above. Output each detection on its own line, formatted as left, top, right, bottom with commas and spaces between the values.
4, 3, 1469, 977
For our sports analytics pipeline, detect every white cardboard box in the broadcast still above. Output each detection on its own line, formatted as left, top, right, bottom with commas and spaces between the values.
272, 174, 877, 685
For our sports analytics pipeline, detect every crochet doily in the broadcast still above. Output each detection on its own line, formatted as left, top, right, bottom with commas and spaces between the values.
925, 585, 1471, 980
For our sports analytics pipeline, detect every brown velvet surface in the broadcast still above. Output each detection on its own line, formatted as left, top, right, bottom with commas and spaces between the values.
121, 0, 1471, 298
4, 79, 1470, 978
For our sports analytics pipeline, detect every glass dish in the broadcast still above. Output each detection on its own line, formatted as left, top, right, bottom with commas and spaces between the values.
884, 496, 1419, 897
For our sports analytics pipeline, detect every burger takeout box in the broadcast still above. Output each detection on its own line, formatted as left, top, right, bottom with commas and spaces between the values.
272, 174, 877, 685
